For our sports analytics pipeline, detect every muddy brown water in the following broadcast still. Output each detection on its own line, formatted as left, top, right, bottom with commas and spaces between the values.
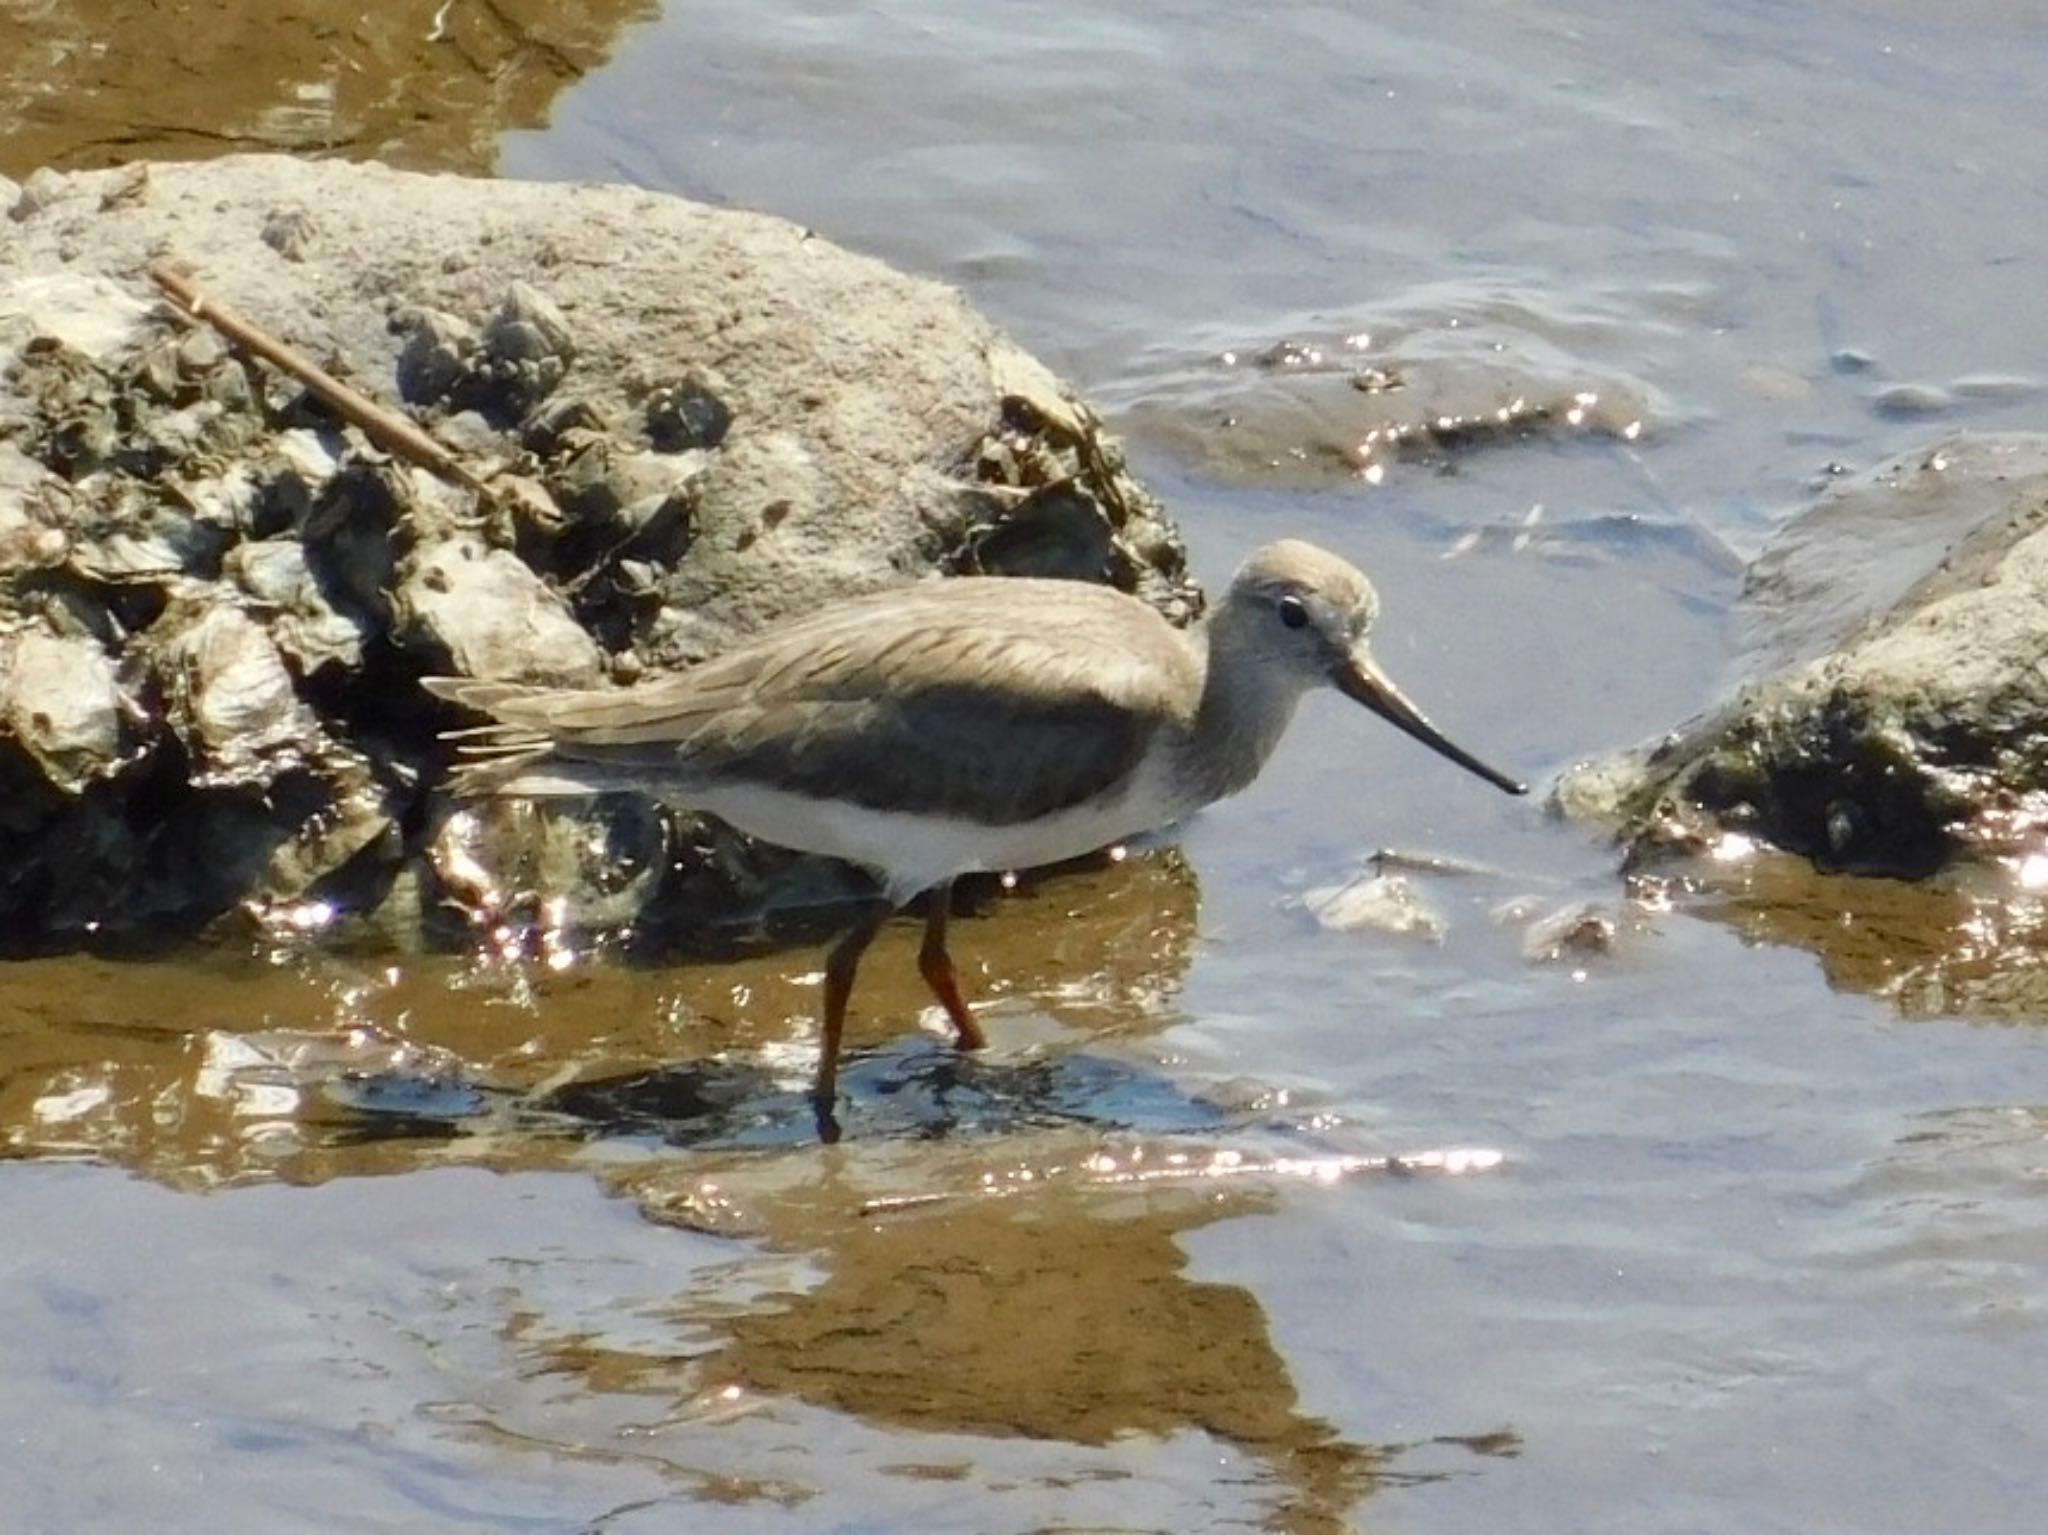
7, 3, 2048, 1532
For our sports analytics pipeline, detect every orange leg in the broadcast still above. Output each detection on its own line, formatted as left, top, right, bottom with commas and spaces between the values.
918, 881, 988, 1051
816, 900, 890, 1116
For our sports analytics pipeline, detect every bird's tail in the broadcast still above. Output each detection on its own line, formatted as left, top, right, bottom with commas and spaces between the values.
424, 675, 622, 799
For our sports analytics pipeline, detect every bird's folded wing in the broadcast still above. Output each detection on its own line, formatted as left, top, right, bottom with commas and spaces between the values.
470, 593, 1196, 823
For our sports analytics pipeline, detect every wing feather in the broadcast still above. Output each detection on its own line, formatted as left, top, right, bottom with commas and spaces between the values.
426, 578, 1198, 823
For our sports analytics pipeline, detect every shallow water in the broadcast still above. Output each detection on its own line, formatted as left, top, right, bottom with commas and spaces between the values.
7, 2, 2048, 1531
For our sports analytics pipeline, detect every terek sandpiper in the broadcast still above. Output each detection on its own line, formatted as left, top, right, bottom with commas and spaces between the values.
426, 540, 1525, 1132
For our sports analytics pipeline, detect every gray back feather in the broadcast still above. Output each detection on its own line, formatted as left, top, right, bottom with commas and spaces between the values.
427, 578, 1199, 825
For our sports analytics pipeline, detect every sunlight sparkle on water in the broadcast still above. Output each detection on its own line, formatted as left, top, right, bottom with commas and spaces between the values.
1710, 831, 1760, 863
30, 1081, 112, 1124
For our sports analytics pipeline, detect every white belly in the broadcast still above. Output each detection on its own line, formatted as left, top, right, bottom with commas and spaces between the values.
689, 771, 1181, 905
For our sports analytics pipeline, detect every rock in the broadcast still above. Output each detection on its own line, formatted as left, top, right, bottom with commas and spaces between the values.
393, 535, 604, 685
467, 281, 576, 422
0, 271, 155, 361
147, 602, 315, 786
645, 377, 732, 452
428, 798, 669, 938
0, 153, 1194, 951
8, 168, 68, 223
957, 481, 1119, 582
1517, 900, 1621, 964
298, 461, 410, 619
225, 539, 366, 676
1561, 432, 2048, 878
243, 754, 395, 921
260, 207, 316, 262
1113, 307, 1661, 490
0, 629, 126, 793
395, 307, 480, 406
545, 440, 694, 542
64, 477, 233, 586
1872, 383, 1952, 418
0, 444, 71, 569
1297, 871, 1447, 942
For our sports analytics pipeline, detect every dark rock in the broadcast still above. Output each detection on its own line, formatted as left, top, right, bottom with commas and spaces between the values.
395, 307, 479, 406
225, 539, 366, 677
645, 378, 732, 452
1561, 433, 2048, 878
299, 461, 410, 621
957, 481, 1118, 582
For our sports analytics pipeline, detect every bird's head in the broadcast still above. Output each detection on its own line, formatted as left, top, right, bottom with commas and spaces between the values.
1221, 540, 1526, 796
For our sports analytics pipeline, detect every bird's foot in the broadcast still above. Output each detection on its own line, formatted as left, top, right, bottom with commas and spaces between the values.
810, 1089, 843, 1145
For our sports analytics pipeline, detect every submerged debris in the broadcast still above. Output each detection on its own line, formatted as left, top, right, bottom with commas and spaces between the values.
1296, 870, 1448, 942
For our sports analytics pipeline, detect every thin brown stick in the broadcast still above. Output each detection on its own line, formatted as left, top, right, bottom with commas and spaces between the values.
147, 260, 489, 496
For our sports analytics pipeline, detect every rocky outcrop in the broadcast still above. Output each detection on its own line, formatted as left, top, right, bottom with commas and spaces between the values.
1560, 434, 2048, 880
0, 155, 1192, 952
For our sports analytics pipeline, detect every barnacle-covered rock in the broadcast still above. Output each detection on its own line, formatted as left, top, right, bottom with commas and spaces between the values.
225, 538, 366, 677
145, 601, 315, 787
392, 534, 603, 684
408, 282, 580, 425
0, 154, 1195, 950
1563, 434, 2048, 878
0, 628, 127, 794
394, 306, 478, 407
0, 444, 72, 570
64, 476, 233, 586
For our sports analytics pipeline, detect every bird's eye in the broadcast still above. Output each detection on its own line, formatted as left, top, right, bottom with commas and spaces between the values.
1276, 595, 1309, 630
